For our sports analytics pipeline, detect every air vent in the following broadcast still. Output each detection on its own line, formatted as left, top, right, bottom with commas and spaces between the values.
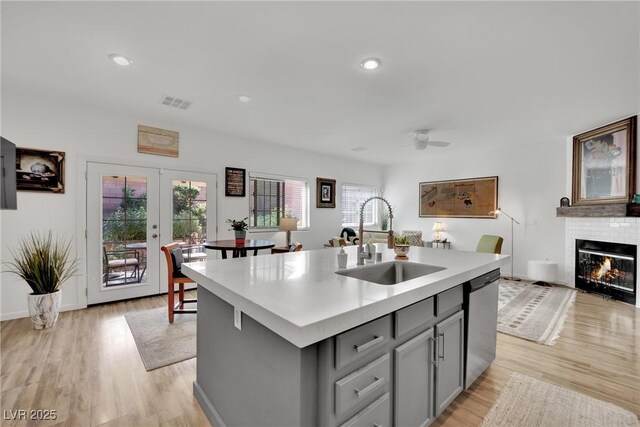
160, 95, 192, 110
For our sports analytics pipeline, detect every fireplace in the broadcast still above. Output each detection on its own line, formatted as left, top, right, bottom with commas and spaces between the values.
575, 239, 636, 304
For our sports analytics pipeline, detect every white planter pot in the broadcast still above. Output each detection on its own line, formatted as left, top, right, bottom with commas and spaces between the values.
27, 290, 62, 329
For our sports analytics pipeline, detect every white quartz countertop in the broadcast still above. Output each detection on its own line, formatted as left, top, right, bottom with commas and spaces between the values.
182, 245, 509, 348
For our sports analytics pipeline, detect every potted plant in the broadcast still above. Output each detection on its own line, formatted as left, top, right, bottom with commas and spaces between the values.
394, 235, 411, 259
379, 211, 390, 231
227, 217, 249, 244
4, 231, 78, 329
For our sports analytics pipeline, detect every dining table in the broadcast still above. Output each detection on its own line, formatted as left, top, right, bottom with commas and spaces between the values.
204, 239, 276, 259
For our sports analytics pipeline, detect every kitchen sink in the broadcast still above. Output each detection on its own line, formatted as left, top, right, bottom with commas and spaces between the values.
336, 261, 446, 285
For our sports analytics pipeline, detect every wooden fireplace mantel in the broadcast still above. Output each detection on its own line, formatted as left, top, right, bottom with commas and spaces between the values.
556, 203, 640, 218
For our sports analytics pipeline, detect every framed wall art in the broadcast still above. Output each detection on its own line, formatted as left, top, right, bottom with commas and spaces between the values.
137, 125, 179, 157
225, 167, 246, 197
316, 177, 336, 208
15, 148, 65, 193
419, 176, 498, 218
572, 116, 636, 206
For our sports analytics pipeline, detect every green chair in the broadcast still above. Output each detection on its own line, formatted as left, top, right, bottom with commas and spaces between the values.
476, 235, 504, 254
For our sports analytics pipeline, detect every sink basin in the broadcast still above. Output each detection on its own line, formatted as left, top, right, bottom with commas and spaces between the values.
336, 261, 446, 285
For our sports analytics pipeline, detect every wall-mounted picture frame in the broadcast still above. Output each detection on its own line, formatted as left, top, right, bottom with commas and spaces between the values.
15, 148, 65, 193
572, 116, 636, 206
316, 177, 336, 208
138, 125, 179, 157
225, 167, 246, 197
419, 176, 498, 218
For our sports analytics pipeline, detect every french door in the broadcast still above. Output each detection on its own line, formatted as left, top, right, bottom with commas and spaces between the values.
86, 162, 216, 304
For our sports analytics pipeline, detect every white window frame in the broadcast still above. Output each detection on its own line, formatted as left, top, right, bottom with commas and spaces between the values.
341, 183, 378, 227
248, 172, 310, 232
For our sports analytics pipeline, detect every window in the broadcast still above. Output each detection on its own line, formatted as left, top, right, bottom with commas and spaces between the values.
249, 173, 309, 230
342, 184, 377, 226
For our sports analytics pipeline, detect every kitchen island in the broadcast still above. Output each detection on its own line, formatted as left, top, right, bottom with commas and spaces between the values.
182, 245, 508, 427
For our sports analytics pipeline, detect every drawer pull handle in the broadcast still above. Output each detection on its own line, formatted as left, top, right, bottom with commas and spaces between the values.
355, 335, 383, 353
354, 376, 384, 398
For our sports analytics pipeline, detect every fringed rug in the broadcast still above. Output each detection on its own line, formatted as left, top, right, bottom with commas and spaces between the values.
498, 279, 575, 345
480, 373, 640, 427
125, 307, 196, 371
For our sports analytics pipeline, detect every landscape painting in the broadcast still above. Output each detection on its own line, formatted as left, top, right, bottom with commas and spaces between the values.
419, 176, 498, 218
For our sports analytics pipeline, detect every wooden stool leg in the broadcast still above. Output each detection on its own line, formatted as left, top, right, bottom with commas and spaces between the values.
168, 281, 175, 323
179, 283, 185, 307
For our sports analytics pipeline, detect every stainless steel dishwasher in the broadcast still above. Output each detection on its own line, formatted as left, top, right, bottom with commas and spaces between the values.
463, 268, 500, 389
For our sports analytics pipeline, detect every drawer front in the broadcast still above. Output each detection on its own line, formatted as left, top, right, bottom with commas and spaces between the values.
436, 285, 463, 316
339, 392, 391, 427
336, 315, 391, 370
395, 296, 434, 338
335, 354, 390, 418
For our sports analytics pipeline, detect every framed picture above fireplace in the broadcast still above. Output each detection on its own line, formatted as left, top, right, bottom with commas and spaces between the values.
572, 116, 636, 206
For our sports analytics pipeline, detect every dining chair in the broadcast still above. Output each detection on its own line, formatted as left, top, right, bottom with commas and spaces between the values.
161, 242, 197, 323
476, 235, 504, 254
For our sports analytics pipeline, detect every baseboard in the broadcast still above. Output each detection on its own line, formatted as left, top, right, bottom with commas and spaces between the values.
193, 380, 226, 427
0, 303, 86, 322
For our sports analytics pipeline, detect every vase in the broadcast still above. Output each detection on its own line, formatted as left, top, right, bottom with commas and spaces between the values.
394, 244, 411, 259
235, 230, 247, 245
27, 290, 62, 329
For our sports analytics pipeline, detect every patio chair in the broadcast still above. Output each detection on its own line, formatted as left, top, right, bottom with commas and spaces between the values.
103, 247, 141, 286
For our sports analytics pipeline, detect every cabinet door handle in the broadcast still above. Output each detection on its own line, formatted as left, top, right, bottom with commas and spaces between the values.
354, 335, 383, 353
438, 333, 445, 361
354, 376, 384, 398
429, 336, 438, 366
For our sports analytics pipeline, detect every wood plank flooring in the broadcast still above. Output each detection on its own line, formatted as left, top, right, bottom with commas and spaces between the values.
1, 290, 638, 426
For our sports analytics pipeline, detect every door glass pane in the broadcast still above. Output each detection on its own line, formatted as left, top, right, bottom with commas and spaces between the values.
102, 176, 148, 286
172, 180, 207, 262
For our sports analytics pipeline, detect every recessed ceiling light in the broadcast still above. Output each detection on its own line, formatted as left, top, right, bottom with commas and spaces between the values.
108, 53, 133, 66
360, 58, 381, 70
238, 95, 252, 103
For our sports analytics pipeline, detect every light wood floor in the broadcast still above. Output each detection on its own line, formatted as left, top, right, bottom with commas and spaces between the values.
1, 290, 638, 426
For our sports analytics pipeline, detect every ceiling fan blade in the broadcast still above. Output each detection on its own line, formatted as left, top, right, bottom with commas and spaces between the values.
426, 141, 450, 147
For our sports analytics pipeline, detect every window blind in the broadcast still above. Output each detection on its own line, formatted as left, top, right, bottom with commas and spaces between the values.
342, 185, 377, 226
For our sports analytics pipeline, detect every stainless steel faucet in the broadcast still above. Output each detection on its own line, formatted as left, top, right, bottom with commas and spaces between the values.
357, 196, 394, 265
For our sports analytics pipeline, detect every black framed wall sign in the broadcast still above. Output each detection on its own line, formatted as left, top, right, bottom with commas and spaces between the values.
225, 167, 246, 197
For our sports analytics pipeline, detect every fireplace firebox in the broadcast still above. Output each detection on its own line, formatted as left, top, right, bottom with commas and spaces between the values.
575, 239, 636, 304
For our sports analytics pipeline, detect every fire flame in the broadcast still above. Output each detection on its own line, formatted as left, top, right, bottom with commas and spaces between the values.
588, 257, 625, 283
593, 257, 611, 280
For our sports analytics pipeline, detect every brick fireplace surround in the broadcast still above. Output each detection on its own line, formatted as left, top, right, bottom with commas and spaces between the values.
564, 217, 640, 308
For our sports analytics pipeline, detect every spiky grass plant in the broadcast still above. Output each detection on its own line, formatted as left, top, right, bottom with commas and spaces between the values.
5, 231, 79, 295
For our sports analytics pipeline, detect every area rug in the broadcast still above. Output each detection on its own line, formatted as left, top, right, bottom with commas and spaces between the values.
498, 279, 575, 345
480, 372, 640, 427
124, 307, 196, 371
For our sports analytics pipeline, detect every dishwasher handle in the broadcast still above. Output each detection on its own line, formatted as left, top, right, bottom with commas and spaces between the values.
468, 269, 500, 291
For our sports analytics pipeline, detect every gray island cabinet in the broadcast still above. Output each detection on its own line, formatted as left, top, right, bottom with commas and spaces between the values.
182, 245, 508, 427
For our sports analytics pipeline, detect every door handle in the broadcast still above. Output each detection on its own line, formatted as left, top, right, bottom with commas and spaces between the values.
429, 336, 438, 366
438, 333, 445, 361
152, 233, 158, 238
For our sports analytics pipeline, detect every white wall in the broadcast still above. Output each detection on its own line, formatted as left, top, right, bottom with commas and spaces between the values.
0, 91, 383, 320
383, 140, 567, 280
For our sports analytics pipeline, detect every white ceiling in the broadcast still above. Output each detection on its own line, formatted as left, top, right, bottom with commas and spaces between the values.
2, 1, 639, 165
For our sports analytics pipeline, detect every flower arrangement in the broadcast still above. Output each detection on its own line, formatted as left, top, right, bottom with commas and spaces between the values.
227, 217, 249, 231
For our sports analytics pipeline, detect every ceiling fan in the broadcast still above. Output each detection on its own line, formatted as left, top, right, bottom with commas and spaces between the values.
410, 129, 450, 150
